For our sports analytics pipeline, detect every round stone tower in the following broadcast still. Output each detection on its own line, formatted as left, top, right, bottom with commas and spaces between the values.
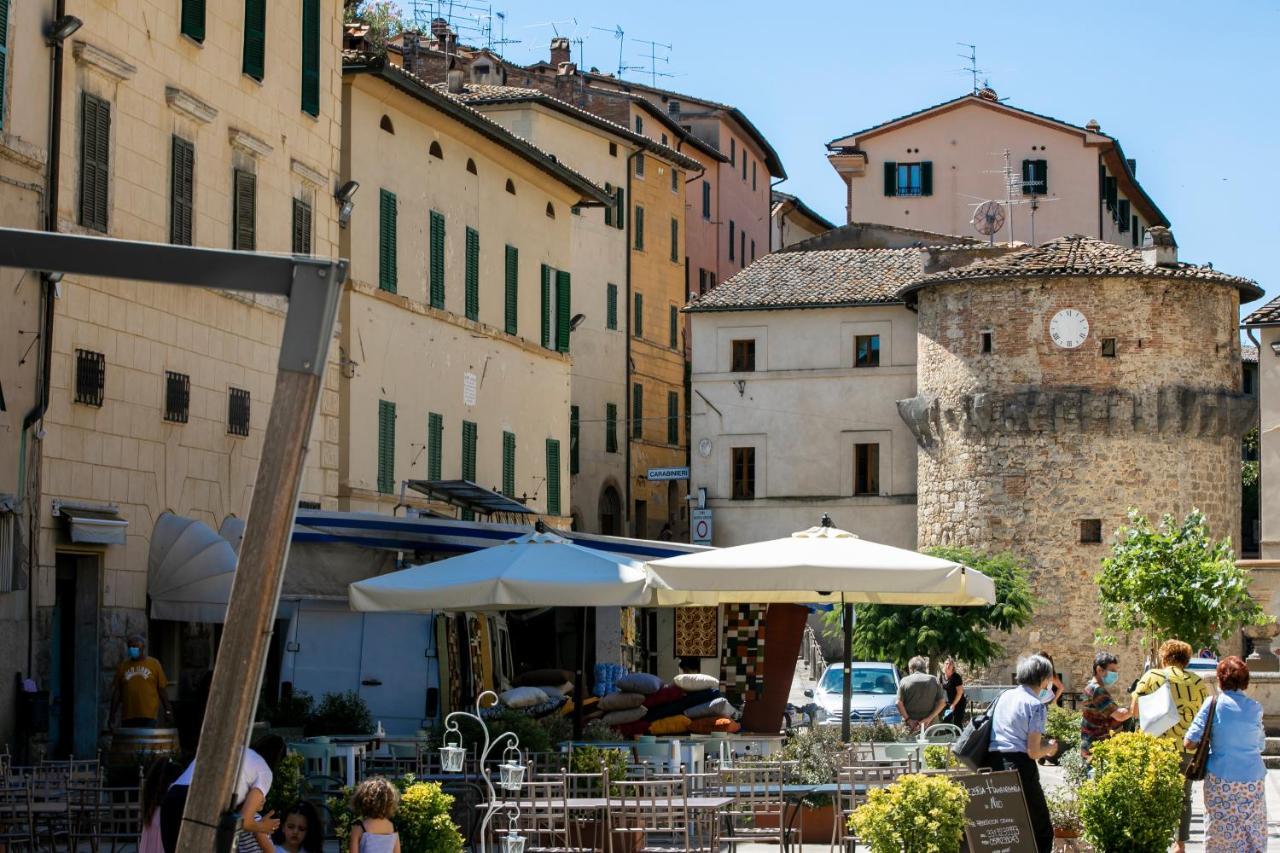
898, 231, 1261, 684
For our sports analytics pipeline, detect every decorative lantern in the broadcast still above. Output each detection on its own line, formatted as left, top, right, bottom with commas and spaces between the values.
439, 730, 466, 774
497, 744, 525, 792
498, 834, 526, 853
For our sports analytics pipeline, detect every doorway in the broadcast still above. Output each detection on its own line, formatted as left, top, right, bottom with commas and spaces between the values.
598, 486, 621, 536
634, 499, 647, 539
50, 552, 101, 758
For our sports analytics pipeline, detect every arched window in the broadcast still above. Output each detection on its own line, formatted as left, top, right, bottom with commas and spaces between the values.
505, 178, 516, 195
379, 115, 395, 134
545, 202, 555, 219
429, 140, 443, 159
466, 158, 477, 175
598, 486, 622, 536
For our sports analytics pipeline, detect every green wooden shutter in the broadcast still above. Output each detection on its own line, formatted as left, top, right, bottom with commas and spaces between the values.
0, 0, 10, 126
1021, 159, 1033, 195
555, 269, 571, 353
632, 383, 643, 439
670, 217, 678, 262
427, 412, 442, 480
233, 169, 256, 250
603, 182, 613, 227
378, 189, 397, 292
292, 198, 313, 255
605, 403, 618, 453
569, 406, 580, 475
540, 264, 551, 348
170, 136, 194, 246
702, 181, 711, 218
634, 293, 643, 338
429, 210, 445, 307
606, 283, 617, 330
243, 0, 266, 80
634, 205, 644, 249
465, 227, 479, 321
614, 187, 625, 230
920, 162, 933, 196
728, 221, 735, 260
545, 439, 561, 516
461, 421, 477, 480
376, 400, 395, 494
301, 0, 320, 116
883, 161, 897, 196
502, 431, 516, 496
79, 94, 111, 232
504, 245, 519, 335
667, 391, 679, 445
181, 0, 206, 42
669, 305, 678, 349
1037, 159, 1048, 195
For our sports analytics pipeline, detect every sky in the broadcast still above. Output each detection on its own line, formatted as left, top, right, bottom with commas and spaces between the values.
429, 0, 1280, 310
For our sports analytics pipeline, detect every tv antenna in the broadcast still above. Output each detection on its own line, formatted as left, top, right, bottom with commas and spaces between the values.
631, 37, 674, 87
413, 0, 497, 48
966, 149, 1057, 244
592, 25, 627, 77
957, 43, 984, 94
488, 11, 521, 53
971, 201, 1005, 244
526, 18, 576, 37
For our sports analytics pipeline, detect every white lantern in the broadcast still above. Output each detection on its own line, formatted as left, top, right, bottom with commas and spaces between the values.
439, 743, 466, 774
499, 834, 526, 853
498, 744, 525, 792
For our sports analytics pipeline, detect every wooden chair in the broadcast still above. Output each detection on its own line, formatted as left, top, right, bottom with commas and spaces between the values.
832, 762, 913, 852
718, 763, 794, 850
612, 778, 709, 853
0, 780, 35, 851
494, 778, 593, 853
358, 753, 417, 781
923, 723, 963, 744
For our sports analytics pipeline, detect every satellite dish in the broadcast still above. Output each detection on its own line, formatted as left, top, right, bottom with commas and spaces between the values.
973, 201, 1006, 236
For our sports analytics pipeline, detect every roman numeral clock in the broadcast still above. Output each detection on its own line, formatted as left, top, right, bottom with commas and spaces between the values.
1049, 308, 1089, 349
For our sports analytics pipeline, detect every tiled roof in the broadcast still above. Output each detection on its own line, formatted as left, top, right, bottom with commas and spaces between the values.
428, 82, 703, 171
771, 191, 837, 232
1243, 344, 1258, 363
901, 235, 1262, 301
1243, 296, 1280, 326
685, 247, 938, 312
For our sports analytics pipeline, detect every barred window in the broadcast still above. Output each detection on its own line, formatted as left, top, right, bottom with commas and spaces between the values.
164, 371, 190, 423
228, 387, 251, 436
75, 349, 105, 406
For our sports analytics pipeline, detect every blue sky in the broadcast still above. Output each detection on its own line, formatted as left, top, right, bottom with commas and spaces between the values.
440, 1, 1278, 307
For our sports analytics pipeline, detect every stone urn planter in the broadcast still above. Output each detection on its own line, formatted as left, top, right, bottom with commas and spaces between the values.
1244, 622, 1280, 672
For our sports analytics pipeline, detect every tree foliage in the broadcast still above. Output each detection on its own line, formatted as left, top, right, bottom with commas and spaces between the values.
346, 1, 409, 53
1096, 508, 1268, 655
824, 547, 1037, 669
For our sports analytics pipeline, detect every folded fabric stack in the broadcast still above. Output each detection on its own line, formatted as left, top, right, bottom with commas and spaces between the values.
600, 671, 739, 737
592, 662, 628, 697
494, 669, 579, 718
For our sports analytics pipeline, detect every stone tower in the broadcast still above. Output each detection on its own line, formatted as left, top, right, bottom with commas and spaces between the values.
898, 232, 1260, 685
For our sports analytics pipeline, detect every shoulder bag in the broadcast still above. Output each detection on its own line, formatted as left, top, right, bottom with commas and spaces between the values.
952, 688, 1006, 771
1137, 670, 1180, 736
1185, 697, 1217, 781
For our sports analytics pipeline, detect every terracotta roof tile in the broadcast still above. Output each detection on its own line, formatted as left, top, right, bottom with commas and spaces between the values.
1243, 295, 1280, 326
1243, 344, 1259, 364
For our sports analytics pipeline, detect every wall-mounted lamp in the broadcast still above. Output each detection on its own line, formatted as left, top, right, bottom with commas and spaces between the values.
734, 379, 746, 396
1270, 341, 1280, 357
569, 313, 586, 332
335, 180, 359, 228
46, 15, 83, 45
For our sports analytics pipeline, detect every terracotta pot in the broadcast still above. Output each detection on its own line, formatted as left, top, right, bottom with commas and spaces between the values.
1053, 826, 1082, 838
753, 801, 838, 844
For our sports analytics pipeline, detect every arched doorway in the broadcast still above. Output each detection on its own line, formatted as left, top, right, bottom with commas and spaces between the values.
598, 486, 622, 536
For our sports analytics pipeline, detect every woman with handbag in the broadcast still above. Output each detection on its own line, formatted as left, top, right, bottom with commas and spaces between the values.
1184, 655, 1266, 853
986, 655, 1059, 853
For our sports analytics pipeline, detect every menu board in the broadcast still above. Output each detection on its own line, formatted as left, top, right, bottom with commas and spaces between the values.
954, 770, 1037, 853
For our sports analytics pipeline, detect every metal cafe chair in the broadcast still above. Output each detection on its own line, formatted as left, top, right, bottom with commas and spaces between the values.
923, 723, 963, 744
611, 778, 707, 853
68, 783, 142, 853
494, 778, 593, 853
0, 779, 36, 851
832, 762, 913, 852
718, 763, 794, 850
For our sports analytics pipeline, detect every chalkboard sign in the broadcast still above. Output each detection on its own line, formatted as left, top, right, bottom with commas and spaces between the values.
954, 770, 1037, 853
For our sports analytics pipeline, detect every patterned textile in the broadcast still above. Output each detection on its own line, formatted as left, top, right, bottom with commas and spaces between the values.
1203, 772, 1267, 852
719, 604, 766, 706
674, 607, 719, 657
1079, 678, 1122, 754
1132, 666, 1210, 746
443, 614, 463, 714
620, 607, 637, 647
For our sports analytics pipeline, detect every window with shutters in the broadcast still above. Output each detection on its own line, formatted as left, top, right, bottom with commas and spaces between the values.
465, 227, 479, 320
1117, 199, 1131, 232
1131, 217, 1140, 248
502, 431, 516, 496
890, 162, 930, 196
752, 160, 757, 191
555, 270, 571, 353
242, 0, 266, 81
855, 335, 880, 368
854, 443, 879, 495
606, 283, 618, 330
634, 205, 644, 250
232, 169, 256, 250
667, 391, 678, 445
742, 154, 747, 180
79, 94, 111, 232
292, 198, 313, 255
670, 169, 678, 193
377, 400, 395, 494
228, 387, 251, 436
731, 339, 755, 372
728, 221, 735, 260
301, 0, 320, 115
632, 383, 643, 439
1021, 159, 1048, 196
698, 268, 709, 295
429, 210, 445, 307
633, 293, 644, 339
729, 138, 736, 165
540, 264, 551, 348
731, 447, 755, 499
668, 305, 678, 349
461, 421, 477, 481
603, 182, 613, 227
1104, 175, 1118, 212
701, 181, 711, 219
379, 189, 397, 292
613, 187, 625, 230
740, 232, 745, 268
569, 407, 580, 475
635, 115, 643, 134
164, 371, 190, 423
545, 439, 562, 516
180, 0, 205, 42
0, 510, 14, 593
75, 349, 105, 406
170, 136, 194, 245
635, 153, 645, 177
427, 412, 443, 480
605, 403, 618, 453
670, 217, 678, 263
504, 245, 518, 335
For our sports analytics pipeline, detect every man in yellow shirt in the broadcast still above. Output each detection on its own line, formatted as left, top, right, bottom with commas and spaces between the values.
109, 634, 173, 728
1130, 639, 1209, 853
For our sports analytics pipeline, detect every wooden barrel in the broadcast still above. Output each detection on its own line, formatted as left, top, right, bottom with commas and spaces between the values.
108, 727, 180, 766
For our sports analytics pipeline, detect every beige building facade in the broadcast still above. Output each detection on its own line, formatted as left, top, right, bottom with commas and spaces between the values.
770, 190, 834, 250
1243, 298, 1280, 559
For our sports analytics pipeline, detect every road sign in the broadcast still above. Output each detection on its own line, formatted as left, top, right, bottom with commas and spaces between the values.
691, 508, 712, 545
646, 466, 689, 481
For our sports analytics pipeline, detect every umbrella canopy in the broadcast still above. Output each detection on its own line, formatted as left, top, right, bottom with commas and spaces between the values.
348, 530, 668, 612
647, 521, 996, 606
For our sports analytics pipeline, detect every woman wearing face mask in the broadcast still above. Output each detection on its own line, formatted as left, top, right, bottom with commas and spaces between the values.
1079, 652, 1132, 761
986, 654, 1058, 853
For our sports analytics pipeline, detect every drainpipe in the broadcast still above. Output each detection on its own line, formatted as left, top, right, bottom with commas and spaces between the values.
768, 177, 787, 253
624, 148, 636, 536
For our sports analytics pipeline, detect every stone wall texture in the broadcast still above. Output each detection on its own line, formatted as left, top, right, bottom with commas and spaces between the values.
910, 275, 1248, 687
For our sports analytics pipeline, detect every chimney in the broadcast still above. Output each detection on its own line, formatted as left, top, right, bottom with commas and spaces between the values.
431, 18, 455, 55
550, 37, 571, 67
1141, 226, 1178, 268
447, 67, 465, 94
976, 86, 998, 102
1085, 118, 1101, 132
556, 61, 577, 76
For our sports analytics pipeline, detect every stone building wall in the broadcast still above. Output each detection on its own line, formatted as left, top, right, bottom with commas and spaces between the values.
907, 275, 1249, 688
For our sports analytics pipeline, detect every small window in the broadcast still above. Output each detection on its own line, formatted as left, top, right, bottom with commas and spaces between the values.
752, 160, 757, 191
466, 158, 477, 175
731, 339, 756, 372
1021, 159, 1048, 196
75, 349, 105, 407
632, 382, 644, 439
666, 391, 679, 445
292, 198, 313, 255
896, 162, 925, 196
380, 115, 395, 134
232, 168, 256, 251
751, 239, 756, 262
606, 282, 618, 330
1117, 199, 1131, 231
729, 138, 736, 165
670, 217, 679, 263
728, 220, 735, 260
634, 292, 644, 338
855, 334, 880, 367
668, 100, 680, 116
1080, 519, 1102, 544
297, 500, 321, 510
1101, 338, 1117, 357
635, 153, 645, 177
980, 331, 993, 354
180, 0, 206, 42
635, 115, 643, 134
668, 305, 678, 349
701, 181, 711, 219
429, 140, 443, 159
731, 447, 755, 499
634, 205, 644, 250
854, 443, 880, 495
671, 169, 678, 193
609, 142, 618, 157
164, 371, 190, 423
661, 133, 668, 145
228, 387, 251, 436
545, 202, 555, 219
505, 179, 516, 194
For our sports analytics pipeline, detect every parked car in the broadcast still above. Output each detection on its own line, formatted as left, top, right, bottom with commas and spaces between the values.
805, 662, 903, 726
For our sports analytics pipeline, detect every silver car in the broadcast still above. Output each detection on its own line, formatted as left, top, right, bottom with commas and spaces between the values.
805, 662, 903, 726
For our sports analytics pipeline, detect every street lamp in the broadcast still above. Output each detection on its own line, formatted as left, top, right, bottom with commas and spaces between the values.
335, 180, 359, 228
45, 15, 83, 44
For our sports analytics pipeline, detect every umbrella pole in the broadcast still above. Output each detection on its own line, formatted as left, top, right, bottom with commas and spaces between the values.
573, 607, 586, 739
842, 599, 853, 742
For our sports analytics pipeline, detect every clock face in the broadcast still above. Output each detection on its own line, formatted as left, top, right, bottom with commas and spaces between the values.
1049, 308, 1089, 349
697, 438, 713, 458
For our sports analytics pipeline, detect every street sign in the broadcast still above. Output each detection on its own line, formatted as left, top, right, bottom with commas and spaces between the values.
646, 466, 689, 481
691, 508, 712, 545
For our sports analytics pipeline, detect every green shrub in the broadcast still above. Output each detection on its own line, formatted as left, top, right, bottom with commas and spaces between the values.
1045, 704, 1082, 752
922, 744, 958, 770
844, 721, 911, 743
264, 752, 304, 818
308, 691, 373, 736
397, 781, 464, 853
770, 727, 846, 805
849, 773, 969, 853
1080, 732, 1183, 853
1058, 747, 1089, 789
568, 746, 629, 795
579, 720, 619, 742
1047, 786, 1083, 834
263, 690, 314, 729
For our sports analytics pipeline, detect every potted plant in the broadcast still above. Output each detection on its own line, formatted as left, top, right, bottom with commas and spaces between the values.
848, 773, 969, 853
922, 744, 958, 770
1044, 704, 1082, 763
751, 727, 846, 842
397, 781, 464, 853
1079, 732, 1183, 853
568, 747, 634, 852
1047, 787, 1084, 840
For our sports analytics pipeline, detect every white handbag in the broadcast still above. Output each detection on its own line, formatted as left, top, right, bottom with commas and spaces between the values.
1138, 678, 1179, 736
